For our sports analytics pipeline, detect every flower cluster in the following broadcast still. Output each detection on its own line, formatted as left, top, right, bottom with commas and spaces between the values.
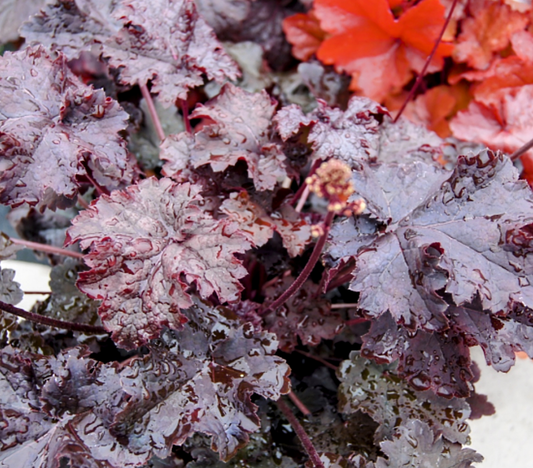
306, 159, 366, 216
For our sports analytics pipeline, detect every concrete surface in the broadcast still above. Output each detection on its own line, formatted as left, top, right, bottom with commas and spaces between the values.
469, 346, 533, 467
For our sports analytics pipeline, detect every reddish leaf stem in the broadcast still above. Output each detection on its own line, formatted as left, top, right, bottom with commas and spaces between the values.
295, 349, 338, 371
288, 391, 312, 416
140, 82, 166, 143
345, 317, 369, 326
77, 195, 90, 210
11, 238, 84, 259
83, 170, 108, 196
276, 398, 324, 468
179, 98, 193, 134
330, 303, 359, 309
393, 0, 459, 123
295, 185, 310, 213
511, 137, 533, 161
325, 263, 356, 292
261, 211, 335, 315
0, 300, 107, 334
23, 291, 52, 295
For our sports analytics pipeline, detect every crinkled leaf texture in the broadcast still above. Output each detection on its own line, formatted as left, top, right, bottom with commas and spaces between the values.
274, 97, 444, 169
262, 276, 344, 352
0, 233, 23, 261
275, 96, 389, 165
33, 259, 101, 326
0, 300, 290, 466
352, 420, 482, 468
328, 150, 533, 395
338, 352, 472, 445
163, 84, 288, 191
22, 0, 239, 106
0, 45, 138, 212
66, 177, 252, 349
0, 267, 23, 342
20, 0, 122, 60
219, 191, 311, 257
105, 0, 239, 106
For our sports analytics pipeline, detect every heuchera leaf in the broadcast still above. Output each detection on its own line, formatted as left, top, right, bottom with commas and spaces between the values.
0, 268, 23, 305
338, 352, 472, 444
219, 191, 312, 258
32, 259, 101, 326
330, 150, 533, 330
360, 311, 475, 398
20, 0, 122, 60
165, 83, 288, 191
262, 276, 344, 352
274, 96, 389, 165
375, 117, 444, 164
401, 84, 463, 139
22, 0, 240, 106
66, 177, 252, 349
455, 30, 533, 110
282, 12, 326, 61
0, 45, 138, 212
375, 420, 482, 468
0, 301, 290, 466
327, 150, 533, 395
450, 85, 533, 158
105, 0, 239, 106
0, 347, 55, 457
0, 267, 23, 343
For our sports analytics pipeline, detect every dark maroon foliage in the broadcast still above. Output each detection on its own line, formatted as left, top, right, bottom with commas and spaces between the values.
66, 177, 252, 348
1, 1, 532, 467
0, 45, 138, 212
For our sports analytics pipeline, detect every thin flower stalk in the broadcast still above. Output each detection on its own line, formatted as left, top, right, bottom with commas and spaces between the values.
140, 82, 166, 143
288, 391, 312, 416
262, 159, 365, 315
393, 0, 459, 123
179, 98, 193, 134
276, 398, 325, 468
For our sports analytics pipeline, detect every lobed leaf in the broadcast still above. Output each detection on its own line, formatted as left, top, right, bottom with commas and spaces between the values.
262, 276, 344, 352
20, 0, 121, 59
105, 0, 239, 106
174, 84, 288, 191
338, 352, 472, 444
0, 45, 138, 212
375, 419, 482, 468
0, 301, 290, 466
219, 191, 311, 257
22, 0, 239, 106
67, 177, 252, 348
329, 150, 533, 331
275, 96, 388, 165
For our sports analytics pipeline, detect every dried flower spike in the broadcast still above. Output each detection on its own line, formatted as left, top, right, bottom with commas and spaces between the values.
305, 159, 366, 215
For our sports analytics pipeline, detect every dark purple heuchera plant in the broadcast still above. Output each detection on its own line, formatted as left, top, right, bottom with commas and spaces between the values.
0, 1, 532, 467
